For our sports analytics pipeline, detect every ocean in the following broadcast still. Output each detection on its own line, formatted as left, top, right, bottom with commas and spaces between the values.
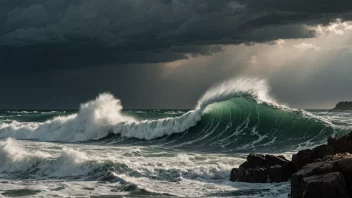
0, 78, 350, 197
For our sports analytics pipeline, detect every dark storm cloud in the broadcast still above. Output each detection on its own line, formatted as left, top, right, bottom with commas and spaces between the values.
1, 0, 352, 71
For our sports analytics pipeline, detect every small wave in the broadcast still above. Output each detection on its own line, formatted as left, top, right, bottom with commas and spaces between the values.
0, 138, 109, 178
5, 111, 38, 114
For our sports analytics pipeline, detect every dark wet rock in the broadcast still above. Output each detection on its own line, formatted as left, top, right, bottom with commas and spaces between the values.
230, 167, 267, 183
267, 165, 290, 183
292, 144, 335, 171
292, 145, 334, 171
312, 158, 322, 163
336, 159, 352, 186
245, 168, 268, 183
230, 154, 293, 183
299, 172, 348, 198
265, 154, 290, 167
265, 155, 295, 182
230, 167, 264, 183
291, 161, 342, 198
312, 144, 334, 159
292, 149, 312, 171
292, 143, 349, 172
328, 132, 352, 154
230, 167, 249, 182
242, 154, 266, 169
292, 161, 337, 183
291, 157, 352, 198
328, 136, 338, 153
277, 155, 287, 160
322, 155, 332, 161
230, 168, 240, 182
336, 159, 352, 173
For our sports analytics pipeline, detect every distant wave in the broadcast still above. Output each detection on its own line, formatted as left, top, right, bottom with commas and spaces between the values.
0, 77, 343, 151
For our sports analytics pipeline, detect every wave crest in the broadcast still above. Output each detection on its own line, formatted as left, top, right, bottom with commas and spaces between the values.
0, 77, 339, 146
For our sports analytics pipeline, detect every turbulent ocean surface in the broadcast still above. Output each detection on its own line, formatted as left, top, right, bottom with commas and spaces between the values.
0, 78, 351, 197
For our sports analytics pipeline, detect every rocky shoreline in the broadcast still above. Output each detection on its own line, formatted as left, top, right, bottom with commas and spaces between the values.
230, 132, 352, 197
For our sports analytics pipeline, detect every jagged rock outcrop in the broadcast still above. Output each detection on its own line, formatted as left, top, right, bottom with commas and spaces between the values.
297, 172, 348, 198
291, 144, 334, 171
230, 154, 294, 183
292, 149, 312, 171
230, 131, 352, 197
333, 101, 352, 110
328, 133, 352, 154
291, 132, 352, 197
291, 159, 352, 198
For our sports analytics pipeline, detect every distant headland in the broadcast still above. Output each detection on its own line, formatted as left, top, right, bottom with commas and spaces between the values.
333, 101, 352, 110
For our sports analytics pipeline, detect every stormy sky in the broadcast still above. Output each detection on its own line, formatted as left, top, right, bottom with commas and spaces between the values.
2, 0, 352, 109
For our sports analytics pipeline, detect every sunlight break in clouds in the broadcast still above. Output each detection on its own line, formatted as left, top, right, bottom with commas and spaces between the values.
314, 19, 352, 36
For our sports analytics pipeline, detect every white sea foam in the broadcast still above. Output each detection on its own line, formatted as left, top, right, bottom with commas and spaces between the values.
0, 138, 51, 173
0, 138, 239, 181
0, 138, 291, 197
0, 138, 106, 177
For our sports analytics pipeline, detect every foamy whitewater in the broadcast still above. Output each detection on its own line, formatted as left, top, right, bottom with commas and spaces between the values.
0, 78, 349, 197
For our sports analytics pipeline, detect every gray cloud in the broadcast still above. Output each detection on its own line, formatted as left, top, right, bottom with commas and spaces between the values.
2, 32, 352, 109
1, 0, 352, 71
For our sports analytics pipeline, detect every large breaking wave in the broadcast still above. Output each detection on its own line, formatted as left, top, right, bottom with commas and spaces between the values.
0, 78, 343, 152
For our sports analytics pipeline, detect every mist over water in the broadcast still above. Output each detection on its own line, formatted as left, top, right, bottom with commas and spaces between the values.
0, 78, 348, 197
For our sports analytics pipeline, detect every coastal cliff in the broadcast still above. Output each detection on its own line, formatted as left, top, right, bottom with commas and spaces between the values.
333, 101, 352, 110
